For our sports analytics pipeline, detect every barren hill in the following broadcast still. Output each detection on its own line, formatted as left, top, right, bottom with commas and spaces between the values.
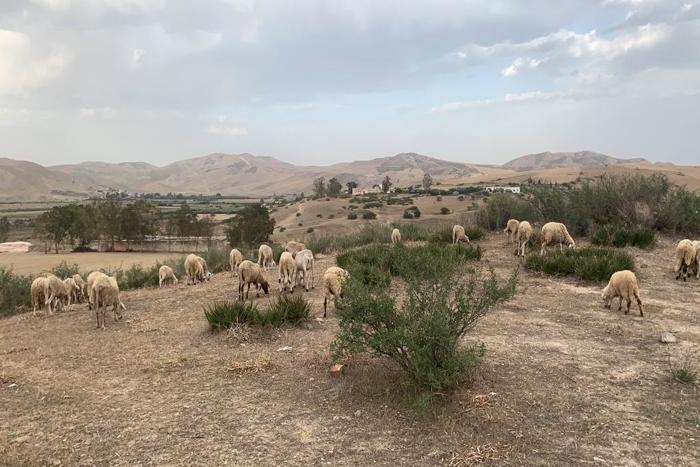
503, 151, 648, 172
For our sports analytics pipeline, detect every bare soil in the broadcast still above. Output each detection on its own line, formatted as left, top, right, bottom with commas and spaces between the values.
0, 252, 182, 275
1, 234, 698, 466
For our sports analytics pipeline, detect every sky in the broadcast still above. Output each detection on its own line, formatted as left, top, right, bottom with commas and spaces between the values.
0, 0, 699, 167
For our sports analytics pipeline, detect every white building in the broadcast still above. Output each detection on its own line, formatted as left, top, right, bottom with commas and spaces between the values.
485, 186, 521, 194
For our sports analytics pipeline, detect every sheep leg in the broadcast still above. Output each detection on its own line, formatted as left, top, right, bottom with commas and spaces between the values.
635, 292, 644, 317
625, 298, 631, 315
323, 296, 328, 318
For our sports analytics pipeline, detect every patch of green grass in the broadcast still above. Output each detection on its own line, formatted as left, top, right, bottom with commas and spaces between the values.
0, 267, 32, 316
48, 261, 80, 279
670, 351, 698, 385
524, 247, 635, 282
204, 296, 310, 330
590, 224, 656, 248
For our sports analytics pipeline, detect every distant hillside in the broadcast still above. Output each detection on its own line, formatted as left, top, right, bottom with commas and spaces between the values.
503, 151, 648, 172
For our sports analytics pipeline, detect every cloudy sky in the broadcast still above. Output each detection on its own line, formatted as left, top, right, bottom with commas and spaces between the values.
1, 0, 699, 166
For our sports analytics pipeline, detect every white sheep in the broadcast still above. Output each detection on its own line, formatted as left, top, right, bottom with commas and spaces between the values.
285, 241, 306, 257
62, 277, 81, 309
540, 222, 575, 255
452, 225, 471, 245
31, 277, 48, 316
323, 266, 348, 318
44, 274, 68, 314
72, 274, 86, 303
229, 248, 243, 277
602, 270, 644, 317
91, 275, 126, 330
391, 228, 401, 244
674, 239, 695, 281
159, 265, 178, 288
185, 254, 211, 285
87, 271, 108, 310
278, 251, 296, 293
238, 260, 270, 300
295, 249, 315, 292
515, 221, 533, 257
691, 240, 700, 279
504, 219, 520, 244
258, 244, 276, 271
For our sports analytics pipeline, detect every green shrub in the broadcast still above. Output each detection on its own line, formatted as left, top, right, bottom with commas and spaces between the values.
363, 201, 383, 209
362, 211, 377, 220
307, 227, 314, 233
524, 247, 635, 282
590, 224, 656, 248
265, 295, 311, 325
465, 227, 484, 241
332, 266, 517, 407
204, 296, 309, 330
670, 350, 698, 385
0, 267, 32, 316
404, 206, 421, 219
204, 301, 260, 330
49, 261, 80, 279
391, 222, 430, 241
476, 193, 541, 231
347, 212, 358, 220
272, 244, 286, 263
440, 207, 450, 215
201, 247, 230, 273
113, 264, 159, 290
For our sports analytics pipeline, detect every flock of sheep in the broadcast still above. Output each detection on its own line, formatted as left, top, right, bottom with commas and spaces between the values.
27, 219, 699, 329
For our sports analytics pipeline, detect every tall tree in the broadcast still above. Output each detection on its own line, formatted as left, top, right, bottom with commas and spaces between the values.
225, 204, 275, 246
381, 175, 392, 193
312, 177, 326, 198
346, 181, 358, 194
422, 173, 433, 192
328, 177, 342, 197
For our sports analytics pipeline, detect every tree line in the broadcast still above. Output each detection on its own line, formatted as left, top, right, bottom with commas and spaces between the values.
34, 197, 215, 253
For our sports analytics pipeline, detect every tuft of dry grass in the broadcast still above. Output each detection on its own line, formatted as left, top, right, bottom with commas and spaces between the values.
225, 357, 273, 376
449, 443, 502, 466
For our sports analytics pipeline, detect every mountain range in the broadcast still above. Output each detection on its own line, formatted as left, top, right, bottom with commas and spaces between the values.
0, 151, 651, 200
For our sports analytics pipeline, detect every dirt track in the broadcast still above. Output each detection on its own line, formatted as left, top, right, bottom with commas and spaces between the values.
1, 234, 698, 465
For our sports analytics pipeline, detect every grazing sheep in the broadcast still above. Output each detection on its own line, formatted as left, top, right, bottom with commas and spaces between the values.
391, 228, 401, 244
278, 251, 296, 293
690, 240, 700, 279
515, 221, 533, 257
285, 241, 306, 257
44, 274, 68, 314
72, 274, 86, 303
238, 260, 270, 300
323, 266, 349, 318
62, 277, 81, 308
91, 275, 126, 330
504, 219, 520, 244
540, 222, 575, 255
185, 254, 211, 285
229, 248, 243, 277
602, 270, 643, 317
87, 271, 108, 310
452, 225, 471, 245
295, 249, 315, 292
258, 244, 276, 271
674, 239, 695, 281
31, 277, 48, 315
159, 265, 178, 288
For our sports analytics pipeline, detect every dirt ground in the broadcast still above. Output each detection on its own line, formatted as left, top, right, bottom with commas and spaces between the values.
1, 234, 698, 466
0, 252, 182, 275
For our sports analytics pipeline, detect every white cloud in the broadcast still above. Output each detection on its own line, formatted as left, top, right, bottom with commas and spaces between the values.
132, 48, 146, 66
0, 29, 69, 96
31, 0, 166, 13
501, 57, 544, 77
205, 125, 249, 136
432, 90, 564, 112
80, 107, 117, 118
567, 24, 669, 59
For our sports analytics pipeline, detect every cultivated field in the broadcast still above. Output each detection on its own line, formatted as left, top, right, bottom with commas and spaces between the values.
1, 234, 698, 465
0, 252, 182, 276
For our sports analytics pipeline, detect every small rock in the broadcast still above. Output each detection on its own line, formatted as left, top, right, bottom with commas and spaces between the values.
314, 318, 325, 323
7, 383, 17, 389
593, 457, 607, 464
640, 263, 648, 268
354, 409, 362, 417
329, 364, 344, 377
276, 346, 293, 352
660, 332, 677, 344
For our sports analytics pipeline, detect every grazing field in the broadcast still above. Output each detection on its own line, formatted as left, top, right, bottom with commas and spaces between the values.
1, 234, 698, 465
0, 252, 182, 275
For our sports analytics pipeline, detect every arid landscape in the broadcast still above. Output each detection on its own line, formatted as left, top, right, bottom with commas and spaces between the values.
1, 232, 698, 465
